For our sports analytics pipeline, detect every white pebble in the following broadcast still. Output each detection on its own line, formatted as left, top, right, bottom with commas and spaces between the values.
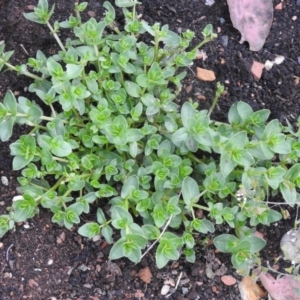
1, 176, 8, 186
48, 259, 54, 265
264, 60, 274, 71
274, 55, 285, 65
161, 285, 170, 295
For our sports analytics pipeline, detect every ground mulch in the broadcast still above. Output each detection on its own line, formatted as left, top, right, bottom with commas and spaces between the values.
0, 0, 300, 299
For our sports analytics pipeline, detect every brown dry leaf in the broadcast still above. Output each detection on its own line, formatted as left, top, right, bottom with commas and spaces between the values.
221, 275, 237, 286
107, 261, 122, 276
259, 272, 300, 300
251, 61, 265, 79
138, 266, 152, 284
238, 276, 266, 300
196, 50, 208, 60
56, 231, 66, 244
28, 279, 39, 288
88, 11, 96, 17
134, 290, 145, 298
196, 67, 216, 81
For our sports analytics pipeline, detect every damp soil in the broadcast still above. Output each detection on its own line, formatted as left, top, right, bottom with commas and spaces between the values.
0, 0, 300, 299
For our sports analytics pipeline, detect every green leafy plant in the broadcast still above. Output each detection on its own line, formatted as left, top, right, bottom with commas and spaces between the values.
0, 0, 299, 275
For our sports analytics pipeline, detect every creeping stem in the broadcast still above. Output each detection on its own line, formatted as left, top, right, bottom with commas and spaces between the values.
47, 22, 67, 52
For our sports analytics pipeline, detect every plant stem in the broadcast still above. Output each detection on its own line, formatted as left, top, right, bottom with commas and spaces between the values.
47, 22, 66, 52
188, 152, 204, 164
0, 59, 44, 81
93, 45, 101, 72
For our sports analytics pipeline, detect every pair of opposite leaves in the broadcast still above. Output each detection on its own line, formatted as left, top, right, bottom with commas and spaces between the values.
227, 0, 273, 51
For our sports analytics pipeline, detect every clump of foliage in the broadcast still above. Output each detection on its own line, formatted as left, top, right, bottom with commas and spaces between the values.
0, 0, 300, 275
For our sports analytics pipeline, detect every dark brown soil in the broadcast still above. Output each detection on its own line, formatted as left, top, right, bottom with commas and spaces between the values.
0, 0, 299, 299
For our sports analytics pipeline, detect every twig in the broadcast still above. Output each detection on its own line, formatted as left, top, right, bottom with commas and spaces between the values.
19, 44, 29, 56
174, 271, 183, 291
140, 215, 173, 260
166, 272, 183, 298
6, 244, 14, 262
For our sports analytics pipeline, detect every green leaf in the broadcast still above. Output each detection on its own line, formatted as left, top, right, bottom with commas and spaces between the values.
96, 208, 106, 224
115, 0, 139, 7
121, 175, 139, 199
220, 151, 236, 177
181, 102, 196, 130
50, 136, 72, 157
280, 180, 297, 204
160, 28, 180, 47
65, 64, 84, 79
111, 206, 133, 225
13, 194, 37, 222
182, 176, 200, 207
78, 222, 100, 239
214, 234, 240, 253
124, 81, 141, 98
102, 225, 113, 244
23, 0, 54, 24
241, 236, 266, 253
109, 237, 125, 260
0, 117, 15, 142
10, 135, 36, 170
4, 90, 17, 115
236, 101, 253, 123
265, 166, 286, 189
192, 219, 214, 234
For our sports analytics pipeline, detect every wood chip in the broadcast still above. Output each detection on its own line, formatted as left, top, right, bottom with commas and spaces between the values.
28, 279, 39, 288
251, 60, 265, 79
221, 275, 237, 286
238, 276, 266, 300
196, 67, 216, 81
138, 266, 152, 284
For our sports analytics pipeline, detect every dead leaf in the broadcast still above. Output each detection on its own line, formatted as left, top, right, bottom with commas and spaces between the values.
107, 261, 122, 276
196, 50, 208, 61
134, 290, 145, 298
227, 0, 273, 51
88, 11, 96, 17
251, 61, 265, 79
238, 276, 266, 300
196, 67, 216, 81
28, 279, 39, 288
275, 2, 283, 10
221, 275, 237, 286
185, 84, 193, 94
259, 272, 300, 300
138, 266, 152, 284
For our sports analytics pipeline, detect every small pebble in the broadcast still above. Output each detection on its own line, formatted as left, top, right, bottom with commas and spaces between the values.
1, 176, 8, 186
205, 0, 215, 5
297, 57, 300, 65
221, 35, 228, 46
48, 259, 54, 265
161, 285, 170, 295
219, 17, 225, 24
297, 0, 300, 6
